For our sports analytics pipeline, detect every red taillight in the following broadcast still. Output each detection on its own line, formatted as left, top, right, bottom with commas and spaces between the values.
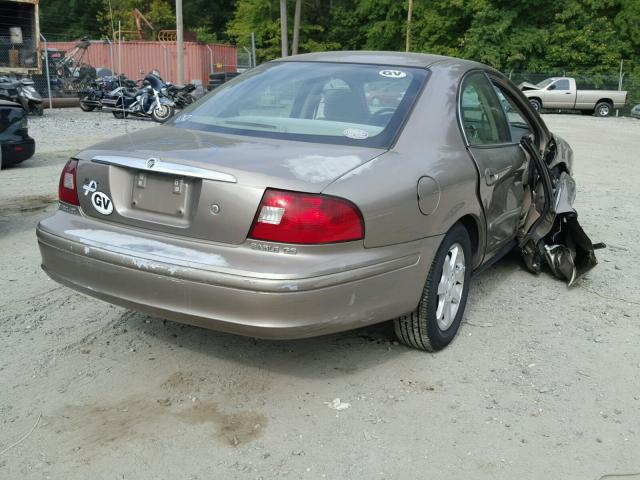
58, 159, 80, 206
248, 189, 364, 244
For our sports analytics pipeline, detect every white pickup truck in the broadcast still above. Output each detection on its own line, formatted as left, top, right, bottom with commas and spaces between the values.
519, 77, 628, 117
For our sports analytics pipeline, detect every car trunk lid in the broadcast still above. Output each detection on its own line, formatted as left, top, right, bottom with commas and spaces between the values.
74, 126, 382, 244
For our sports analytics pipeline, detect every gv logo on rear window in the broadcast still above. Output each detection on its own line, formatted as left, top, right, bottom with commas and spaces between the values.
91, 191, 113, 215
379, 69, 407, 79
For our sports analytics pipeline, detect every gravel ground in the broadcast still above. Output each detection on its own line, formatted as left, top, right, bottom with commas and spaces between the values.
1, 109, 639, 480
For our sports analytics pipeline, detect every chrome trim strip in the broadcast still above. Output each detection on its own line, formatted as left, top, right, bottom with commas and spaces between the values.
91, 155, 237, 183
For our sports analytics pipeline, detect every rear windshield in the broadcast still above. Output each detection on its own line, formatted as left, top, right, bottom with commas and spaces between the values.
171, 61, 428, 148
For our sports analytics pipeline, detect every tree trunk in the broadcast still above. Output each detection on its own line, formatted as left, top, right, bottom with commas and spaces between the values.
279, 0, 288, 57
292, 0, 301, 55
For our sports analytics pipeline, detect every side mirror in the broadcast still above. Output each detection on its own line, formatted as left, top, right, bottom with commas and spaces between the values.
547, 84, 556, 91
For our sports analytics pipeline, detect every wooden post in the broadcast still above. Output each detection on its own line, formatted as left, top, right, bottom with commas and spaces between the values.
406, 0, 413, 52
292, 0, 301, 55
176, 0, 184, 83
280, 0, 288, 57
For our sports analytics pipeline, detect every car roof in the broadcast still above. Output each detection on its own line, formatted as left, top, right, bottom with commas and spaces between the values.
275, 51, 487, 71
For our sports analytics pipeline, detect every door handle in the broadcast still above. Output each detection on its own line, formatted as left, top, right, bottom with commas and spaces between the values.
564, 92, 572, 94
484, 168, 500, 186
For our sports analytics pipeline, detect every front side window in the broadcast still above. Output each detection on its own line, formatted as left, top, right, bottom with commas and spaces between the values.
172, 62, 428, 148
460, 72, 511, 146
551, 79, 570, 90
535, 78, 554, 89
492, 83, 533, 142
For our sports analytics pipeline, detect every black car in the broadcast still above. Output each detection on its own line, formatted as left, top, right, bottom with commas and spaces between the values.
0, 100, 35, 168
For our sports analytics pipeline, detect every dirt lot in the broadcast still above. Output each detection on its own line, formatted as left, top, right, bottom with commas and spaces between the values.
1, 109, 639, 480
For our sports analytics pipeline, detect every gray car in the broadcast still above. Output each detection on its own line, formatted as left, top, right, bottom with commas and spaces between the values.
36, 52, 597, 351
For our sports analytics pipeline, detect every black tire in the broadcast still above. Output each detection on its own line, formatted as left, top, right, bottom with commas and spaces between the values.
79, 99, 95, 112
529, 99, 542, 112
394, 223, 472, 352
112, 110, 127, 119
151, 104, 175, 123
594, 101, 612, 117
33, 103, 44, 116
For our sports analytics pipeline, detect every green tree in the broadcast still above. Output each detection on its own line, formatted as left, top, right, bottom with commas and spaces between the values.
227, 0, 341, 61
95, 0, 175, 39
40, 0, 103, 40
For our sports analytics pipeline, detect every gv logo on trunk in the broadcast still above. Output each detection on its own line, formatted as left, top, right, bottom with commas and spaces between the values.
91, 191, 113, 215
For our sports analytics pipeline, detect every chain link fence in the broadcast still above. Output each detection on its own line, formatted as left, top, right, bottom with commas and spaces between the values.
0, 34, 39, 72
5, 35, 638, 117
6, 34, 252, 104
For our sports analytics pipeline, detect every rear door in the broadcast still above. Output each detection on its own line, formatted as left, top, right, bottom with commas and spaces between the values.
459, 71, 529, 260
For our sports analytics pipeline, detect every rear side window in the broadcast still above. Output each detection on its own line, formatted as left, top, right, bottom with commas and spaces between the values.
460, 72, 511, 146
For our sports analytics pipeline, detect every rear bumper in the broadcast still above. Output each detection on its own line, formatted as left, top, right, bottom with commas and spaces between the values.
1, 137, 35, 166
37, 210, 442, 339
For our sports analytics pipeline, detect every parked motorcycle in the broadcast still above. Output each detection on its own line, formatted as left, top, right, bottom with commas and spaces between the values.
165, 82, 196, 108
0, 76, 44, 115
140, 70, 196, 109
100, 73, 175, 123
78, 75, 136, 112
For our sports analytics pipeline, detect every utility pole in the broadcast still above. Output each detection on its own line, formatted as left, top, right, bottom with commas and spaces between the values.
405, 0, 413, 52
292, 0, 301, 55
250, 32, 256, 67
617, 59, 624, 117
176, 0, 184, 83
118, 21, 122, 75
279, 0, 288, 57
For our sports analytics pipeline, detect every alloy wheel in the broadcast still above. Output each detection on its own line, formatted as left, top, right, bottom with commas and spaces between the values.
436, 243, 466, 330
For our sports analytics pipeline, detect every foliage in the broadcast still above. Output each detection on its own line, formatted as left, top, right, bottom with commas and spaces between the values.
226, 0, 638, 68
40, 0, 236, 41
40, 0, 104, 40
37, 0, 640, 108
94, 0, 176, 39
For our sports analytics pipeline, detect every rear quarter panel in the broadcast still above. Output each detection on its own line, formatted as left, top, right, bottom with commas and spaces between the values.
324, 60, 485, 266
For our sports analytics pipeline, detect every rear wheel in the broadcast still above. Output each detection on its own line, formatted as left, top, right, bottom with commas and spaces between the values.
529, 99, 542, 112
112, 110, 127, 119
594, 101, 612, 117
151, 104, 175, 123
79, 98, 95, 112
394, 223, 472, 352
